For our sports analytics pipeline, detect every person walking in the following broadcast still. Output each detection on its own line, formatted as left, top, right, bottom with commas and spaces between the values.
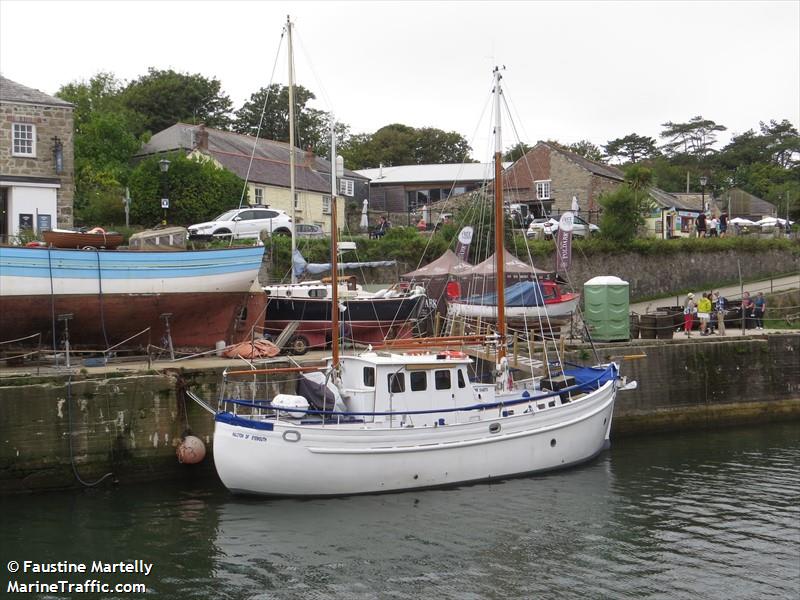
719, 212, 728, 237
741, 292, 755, 330
754, 292, 767, 330
683, 293, 697, 337
713, 291, 727, 336
696, 212, 707, 238
697, 292, 712, 336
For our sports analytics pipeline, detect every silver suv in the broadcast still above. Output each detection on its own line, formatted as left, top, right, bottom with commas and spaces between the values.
188, 208, 293, 240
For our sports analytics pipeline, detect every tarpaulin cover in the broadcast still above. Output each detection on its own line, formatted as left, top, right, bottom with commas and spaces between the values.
463, 281, 546, 307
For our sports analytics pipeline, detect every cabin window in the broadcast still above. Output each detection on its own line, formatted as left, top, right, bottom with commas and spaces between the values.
12, 123, 36, 157
363, 367, 375, 387
457, 369, 466, 388
388, 372, 405, 393
309, 288, 328, 298
410, 371, 427, 391
435, 369, 451, 390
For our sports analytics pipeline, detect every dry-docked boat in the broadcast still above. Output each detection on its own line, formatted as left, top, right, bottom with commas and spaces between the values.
42, 227, 124, 250
207, 51, 635, 497
0, 244, 266, 349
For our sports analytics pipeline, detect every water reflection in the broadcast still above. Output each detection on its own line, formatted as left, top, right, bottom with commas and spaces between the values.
1, 423, 797, 599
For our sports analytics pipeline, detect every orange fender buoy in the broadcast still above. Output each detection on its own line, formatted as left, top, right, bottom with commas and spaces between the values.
177, 435, 206, 464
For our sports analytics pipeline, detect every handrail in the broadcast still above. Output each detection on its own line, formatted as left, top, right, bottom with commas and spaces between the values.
225, 365, 325, 377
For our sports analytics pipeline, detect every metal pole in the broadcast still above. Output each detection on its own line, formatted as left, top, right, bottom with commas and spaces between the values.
738, 260, 745, 336
287, 15, 297, 284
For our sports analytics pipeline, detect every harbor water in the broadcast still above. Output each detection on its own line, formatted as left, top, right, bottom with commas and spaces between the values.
1, 422, 798, 599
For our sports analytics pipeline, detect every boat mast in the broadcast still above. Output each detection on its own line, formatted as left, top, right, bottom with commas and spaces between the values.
493, 66, 506, 360
287, 15, 297, 284
330, 118, 340, 367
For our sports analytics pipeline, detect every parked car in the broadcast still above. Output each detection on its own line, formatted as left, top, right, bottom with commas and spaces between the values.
526, 215, 600, 238
295, 223, 325, 238
188, 208, 292, 240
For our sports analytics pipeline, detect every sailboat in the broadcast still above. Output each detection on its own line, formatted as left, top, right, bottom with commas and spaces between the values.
209, 62, 636, 496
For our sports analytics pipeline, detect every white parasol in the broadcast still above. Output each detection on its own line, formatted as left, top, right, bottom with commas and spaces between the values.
360, 199, 369, 230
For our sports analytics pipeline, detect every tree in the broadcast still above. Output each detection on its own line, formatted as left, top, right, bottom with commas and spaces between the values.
504, 142, 532, 162
567, 140, 605, 162
232, 84, 347, 156
121, 68, 233, 136
597, 165, 653, 243
56, 72, 127, 130
660, 116, 727, 157
604, 133, 659, 164
127, 154, 246, 227
339, 124, 473, 169
760, 119, 800, 168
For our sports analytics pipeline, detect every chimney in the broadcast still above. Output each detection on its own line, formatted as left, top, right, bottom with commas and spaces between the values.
379, 163, 383, 179
196, 124, 208, 150
304, 145, 314, 166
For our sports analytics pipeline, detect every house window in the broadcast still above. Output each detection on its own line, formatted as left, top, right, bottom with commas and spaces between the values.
254, 188, 264, 205
339, 178, 354, 197
535, 180, 551, 200
12, 123, 36, 157
322, 195, 331, 215
294, 192, 300, 210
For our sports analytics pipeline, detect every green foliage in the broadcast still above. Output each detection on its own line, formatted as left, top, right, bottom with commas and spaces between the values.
340, 124, 473, 169
232, 84, 348, 156
660, 115, 727, 157
504, 142, 532, 162
121, 68, 233, 136
127, 154, 246, 227
597, 185, 650, 244
604, 133, 659, 163
566, 140, 605, 162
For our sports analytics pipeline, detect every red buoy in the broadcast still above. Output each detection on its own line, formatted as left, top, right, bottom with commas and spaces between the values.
177, 435, 206, 464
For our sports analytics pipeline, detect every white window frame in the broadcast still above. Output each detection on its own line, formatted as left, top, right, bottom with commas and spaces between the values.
535, 180, 551, 200
322, 195, 331, 215
294, 192, 300, 210
254, 187, 264, 205
339, 178, 354, 197
12, 123, 36, 157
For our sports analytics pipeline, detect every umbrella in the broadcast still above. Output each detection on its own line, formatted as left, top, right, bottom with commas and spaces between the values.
729, 217, 755, 225
360, 199, 369, 230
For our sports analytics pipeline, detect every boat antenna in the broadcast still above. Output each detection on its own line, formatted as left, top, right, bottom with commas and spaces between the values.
287, 15, 298, 283
330, 116, 340, 368
493, 65, 507, 360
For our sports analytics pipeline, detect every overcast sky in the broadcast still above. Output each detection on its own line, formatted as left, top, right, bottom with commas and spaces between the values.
1, 0, 798, 162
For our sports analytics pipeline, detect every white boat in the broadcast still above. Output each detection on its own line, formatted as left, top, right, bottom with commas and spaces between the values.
207, 51, 634, 496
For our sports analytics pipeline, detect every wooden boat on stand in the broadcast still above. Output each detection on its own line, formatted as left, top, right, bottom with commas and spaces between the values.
205, 38, 636, 497
43, 227, 124, 250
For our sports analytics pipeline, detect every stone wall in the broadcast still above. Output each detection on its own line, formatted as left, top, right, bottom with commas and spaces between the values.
0, 102, 75, 227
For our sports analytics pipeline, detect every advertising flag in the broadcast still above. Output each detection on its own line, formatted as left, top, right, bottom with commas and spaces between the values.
455, 226, 474, 262
555, 212, 574, 272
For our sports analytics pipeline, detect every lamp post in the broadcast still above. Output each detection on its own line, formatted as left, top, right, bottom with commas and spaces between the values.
159, 159, 171, 225
699, 175, 708, 213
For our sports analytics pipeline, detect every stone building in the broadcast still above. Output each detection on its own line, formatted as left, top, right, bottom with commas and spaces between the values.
0, 76, 74, 240
136, 123, 367, 235
501, 142, 624, 222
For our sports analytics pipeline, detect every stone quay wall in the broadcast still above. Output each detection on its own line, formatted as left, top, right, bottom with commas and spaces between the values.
0, 334, 798, 493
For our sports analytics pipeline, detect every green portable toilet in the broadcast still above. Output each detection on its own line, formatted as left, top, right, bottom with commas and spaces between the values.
583, 276, 630, 341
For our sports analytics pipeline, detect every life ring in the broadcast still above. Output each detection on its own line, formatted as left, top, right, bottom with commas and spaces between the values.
440, 350, 467, 359
88, 227, 106, 235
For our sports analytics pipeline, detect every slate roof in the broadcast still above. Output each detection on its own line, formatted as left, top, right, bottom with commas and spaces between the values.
136, 123, 366, 194
539, 142, 624, 181
0, 75, 72, 107
651, 189, 703, 211
356, 162, 511, 185
718, 188, 777, 217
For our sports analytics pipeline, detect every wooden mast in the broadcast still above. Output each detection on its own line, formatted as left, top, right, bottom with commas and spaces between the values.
493, 66, 506, 360
287, 15, 298, 284
330, 119, 340, 367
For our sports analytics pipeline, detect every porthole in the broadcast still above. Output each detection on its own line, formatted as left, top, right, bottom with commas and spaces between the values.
550, 438, 557, 447
283, 430, 301, 442
489, 423, 501, 434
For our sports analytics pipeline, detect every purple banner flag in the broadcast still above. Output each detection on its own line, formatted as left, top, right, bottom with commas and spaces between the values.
555, 212, 574, 272
455, 226, 474, 262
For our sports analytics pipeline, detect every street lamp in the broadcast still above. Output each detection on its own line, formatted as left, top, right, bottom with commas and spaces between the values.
159, 159, 171, 225
699, 175, 708, 212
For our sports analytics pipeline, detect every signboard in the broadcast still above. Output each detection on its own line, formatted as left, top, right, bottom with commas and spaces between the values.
161, 198, 170, 209
37, 214, 52, 232
18, 213, 33, 230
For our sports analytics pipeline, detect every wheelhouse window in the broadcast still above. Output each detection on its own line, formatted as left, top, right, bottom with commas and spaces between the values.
322, 195, 331, 214
410, 371, 427, 391
388, 372, 405, 393
12, 123, 35, 157
535, 180, 551, 200
363, 367, 375, 387
435, 369, 451, 390
457, 369, 466, 388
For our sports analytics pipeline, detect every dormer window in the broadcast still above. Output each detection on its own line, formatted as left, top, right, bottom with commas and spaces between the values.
12, 123, 35, 157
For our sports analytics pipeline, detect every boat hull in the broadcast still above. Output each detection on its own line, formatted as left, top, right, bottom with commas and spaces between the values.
448, 296, 580, 321
42, 230, 124, 250
0, 246, 266, 349
212, 380, 615, 496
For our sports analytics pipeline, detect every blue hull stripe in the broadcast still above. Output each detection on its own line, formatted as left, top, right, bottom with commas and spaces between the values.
0, 246, 264, 279
216, 411, 275, 431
